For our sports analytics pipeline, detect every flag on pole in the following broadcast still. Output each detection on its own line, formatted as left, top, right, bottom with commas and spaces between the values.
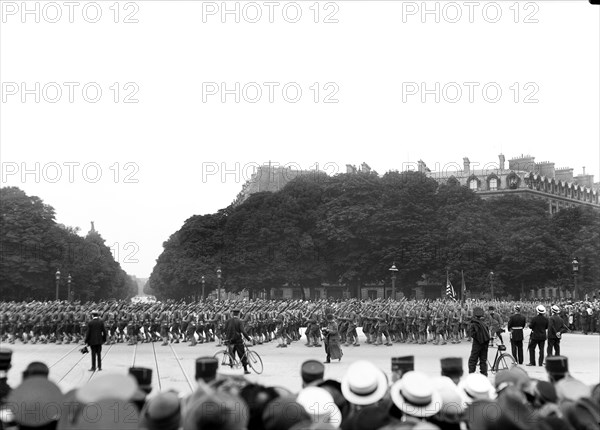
461, 270, 467, 303
446, 270, 456, 301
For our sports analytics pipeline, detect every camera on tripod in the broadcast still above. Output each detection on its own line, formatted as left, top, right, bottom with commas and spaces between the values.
79, 346, 89, 354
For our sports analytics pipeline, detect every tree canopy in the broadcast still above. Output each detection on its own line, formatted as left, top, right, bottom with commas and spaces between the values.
0, 187, 137, 301
148, 172, 600, 300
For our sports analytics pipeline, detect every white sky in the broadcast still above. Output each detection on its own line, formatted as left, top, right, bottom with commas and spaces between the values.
1, 1, 599, 279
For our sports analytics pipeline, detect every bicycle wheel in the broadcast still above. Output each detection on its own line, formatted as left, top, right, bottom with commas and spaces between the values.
214, 350, 236, 368
247, 350, 264, 374
494, 353, 517, 372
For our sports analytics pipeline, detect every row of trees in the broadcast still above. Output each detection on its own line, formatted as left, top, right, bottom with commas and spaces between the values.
0, 187, 137, 301
147, 171, 600, 300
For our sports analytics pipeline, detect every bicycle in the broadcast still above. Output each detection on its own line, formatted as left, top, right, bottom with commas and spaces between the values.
487, 343, 517, 373
214, 342, 264, 374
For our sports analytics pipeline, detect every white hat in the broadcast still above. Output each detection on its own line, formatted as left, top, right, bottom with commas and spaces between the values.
457, 373, 496, 405
431, 376, 465, 419
341, 361, 388, 406
296, 386, 342, 428
587, 308, 593, 315
551, 305, 560, 313
536, 305, 546, 314
390, 371, 442, 418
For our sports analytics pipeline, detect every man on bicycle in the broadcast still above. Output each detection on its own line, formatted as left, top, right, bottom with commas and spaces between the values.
223, 308, 252, 375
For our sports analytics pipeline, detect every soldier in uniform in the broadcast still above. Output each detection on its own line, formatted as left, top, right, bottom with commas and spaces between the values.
507, 305, 526, 364
375, 309, 392, 346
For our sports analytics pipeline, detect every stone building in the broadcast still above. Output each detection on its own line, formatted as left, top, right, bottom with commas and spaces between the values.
421, 154, 599, 213
231, 163, 326, 207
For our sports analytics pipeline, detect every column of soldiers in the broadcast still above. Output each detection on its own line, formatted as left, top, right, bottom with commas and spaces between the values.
1, 298, 599, 349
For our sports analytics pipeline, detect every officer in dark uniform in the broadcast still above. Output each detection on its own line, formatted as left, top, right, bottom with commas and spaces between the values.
527, 305, 549, 367
507, 305, 526, 364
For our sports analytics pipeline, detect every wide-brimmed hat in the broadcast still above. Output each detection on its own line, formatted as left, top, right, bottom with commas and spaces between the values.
341, 361, 388, 406
296, 387, 342, 428
390, 371, 442, 418
458, 373, 496, 405
76, 373, 138, 404
431, 376, 464, 423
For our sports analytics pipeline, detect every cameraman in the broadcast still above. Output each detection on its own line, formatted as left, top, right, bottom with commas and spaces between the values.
85, 310, 106, 371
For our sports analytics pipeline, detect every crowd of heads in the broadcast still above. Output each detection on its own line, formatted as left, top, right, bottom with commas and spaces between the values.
1, 346, 599, 430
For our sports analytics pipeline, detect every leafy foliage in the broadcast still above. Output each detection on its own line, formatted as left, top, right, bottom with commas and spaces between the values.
148, 175, 600, 299
0, 187, 137, 301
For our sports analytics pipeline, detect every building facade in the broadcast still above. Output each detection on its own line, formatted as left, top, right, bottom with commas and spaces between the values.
420, 154, 599, 213
232, 163, 326, 207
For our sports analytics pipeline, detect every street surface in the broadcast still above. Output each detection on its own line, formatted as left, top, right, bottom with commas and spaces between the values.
3, 329, 599, 394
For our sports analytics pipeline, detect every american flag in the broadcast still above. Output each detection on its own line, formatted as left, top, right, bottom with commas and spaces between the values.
446, 272, 456, 301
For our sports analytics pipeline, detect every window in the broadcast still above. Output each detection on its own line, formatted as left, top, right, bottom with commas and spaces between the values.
489, 178, 497, 191
469, 179, 478, 190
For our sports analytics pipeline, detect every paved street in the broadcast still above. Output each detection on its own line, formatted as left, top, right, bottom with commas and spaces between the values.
3, 329, 599, 395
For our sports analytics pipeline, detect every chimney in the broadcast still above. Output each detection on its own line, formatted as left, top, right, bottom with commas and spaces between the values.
498, 154, 505, 170
536, 161, 555, 178
508, 155, 535, 172
463, 157, 470, 174
555, 167, 574, 182
346, 164, 356, 174
361, 162, 371, 173
418, 160, 426, 173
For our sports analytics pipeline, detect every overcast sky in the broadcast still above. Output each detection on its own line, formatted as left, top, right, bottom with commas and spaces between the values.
1, 1, 599, 280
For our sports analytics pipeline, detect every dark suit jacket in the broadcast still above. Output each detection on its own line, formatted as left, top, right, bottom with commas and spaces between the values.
529, 315, 549, 340
223, 317, 250, 344
85, 318, 107, 346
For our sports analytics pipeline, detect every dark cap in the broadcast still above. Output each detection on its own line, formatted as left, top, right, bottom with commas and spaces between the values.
232, 308, 241, 314
0, 348, 13, 371
391, 356, 414, 373
129, 367, 152, 389
23, 361, 49, 379
473, 307, 484, 317
326, 314, 334, 321
301, 360, 325, 384
545, 356, 568, 374
195, 356, 218, 381
488, 306, 495, 311
440, 357, 463, 376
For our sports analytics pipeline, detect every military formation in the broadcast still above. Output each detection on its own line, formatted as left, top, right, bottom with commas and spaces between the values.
1, 298, 599, 349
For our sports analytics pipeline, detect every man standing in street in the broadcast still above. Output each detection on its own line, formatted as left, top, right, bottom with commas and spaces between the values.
547, 305, 569, 357
468, 307, 490, 376
85, 310, 106, 371
507, 305, 526, 364
223, 308, 252, 374
527, 305, 548, 367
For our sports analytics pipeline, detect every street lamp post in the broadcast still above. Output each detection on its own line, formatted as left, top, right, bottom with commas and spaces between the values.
216, 268, 222, 301
572, 257, 579, 300
490, 271, 494, 301
55, 269, 61, 301
201, 275, 206, 301
389, 262, 398, 300
67, 274, 72, 302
